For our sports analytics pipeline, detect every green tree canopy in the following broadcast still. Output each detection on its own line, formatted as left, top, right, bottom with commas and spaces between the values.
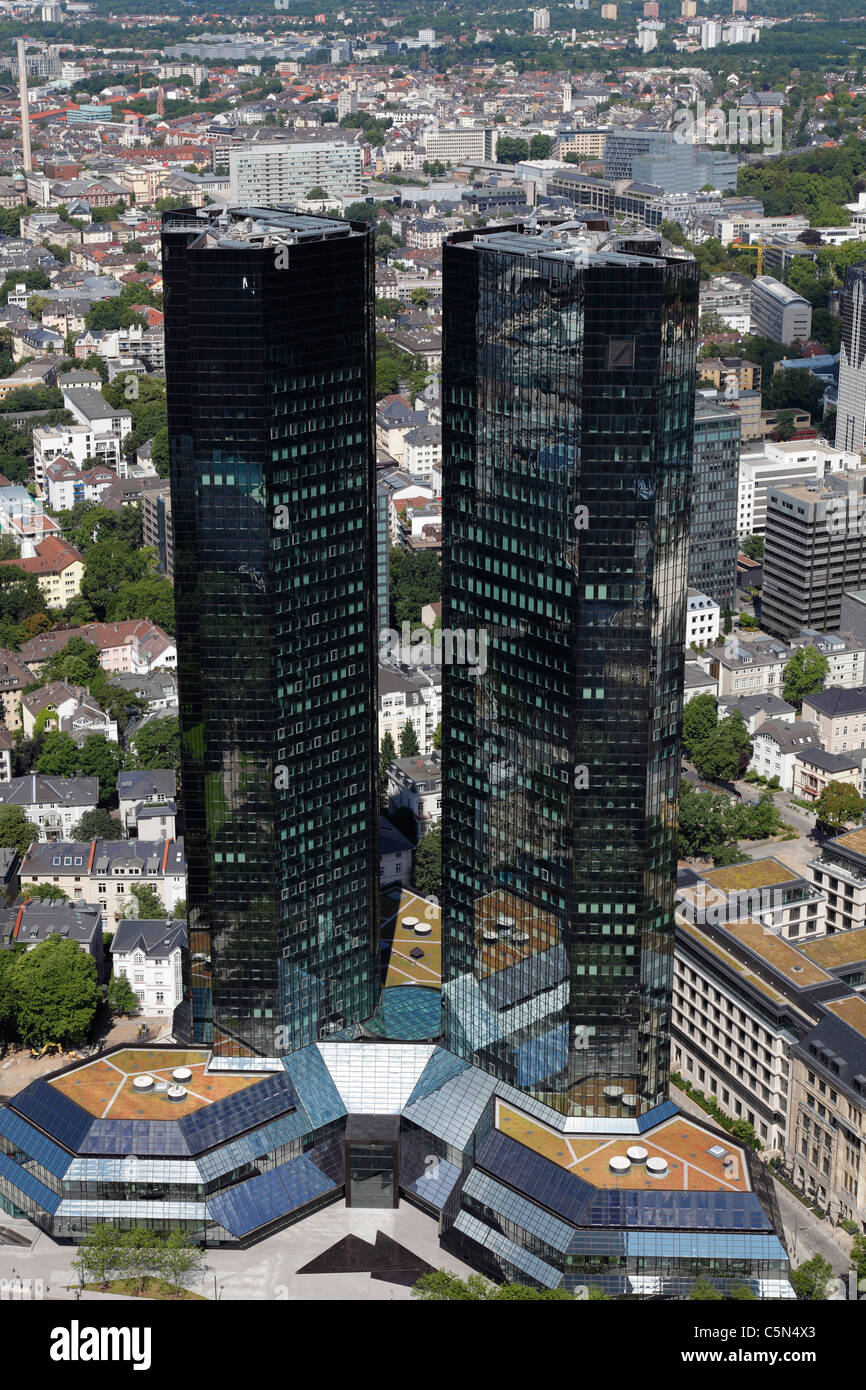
814, 780, 865, 831
683, 692, 718, 759
399, 720, 420, 757
106, 971, 139, 1016
414, 824, 441, 897
782, 646, 830, 706
790, 1254, 835, 1301
124, 716, 180, 775
692, 711, 752, 782
495, 135, 529, 164
0, 803, 39, 856
12, 934, 100, 1047
71, 808, 117, 841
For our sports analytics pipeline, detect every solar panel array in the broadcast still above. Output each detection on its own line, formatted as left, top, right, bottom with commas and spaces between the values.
178, 1073, 300, 1155
11, 1082, 94, 1152
0, 1149, 61, 1213
207, 1153, 337, 1238
0, 1105, 74, 1178
79, 1119, 192, 1158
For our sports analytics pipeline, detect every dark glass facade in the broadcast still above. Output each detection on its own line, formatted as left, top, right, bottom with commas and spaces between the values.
441, 226, 699, 1120
163, 208, 380, 1057
689, 400, 739, 610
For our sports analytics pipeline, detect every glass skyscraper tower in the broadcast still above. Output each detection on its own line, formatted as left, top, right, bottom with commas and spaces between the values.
441, 224, 699, 1121
163, 208, 380, 1057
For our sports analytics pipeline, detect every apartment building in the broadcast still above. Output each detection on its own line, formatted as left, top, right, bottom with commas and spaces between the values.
697, 633, 788, 698
19, 621, 177, 678
762, 473, 866, 639
0, 775, 98, 843
673, 907, 821, 1154
386, 752, 441, 839
422, 126, 494, 163
110, 918, 187, 1019
117, 769, 177, 839
787, 997, 866, 1227
801, 687, 866, 754
810, 828, 866, 934
699, 356, 762, 393
228, 142, 363, 203
792, 748, 860, 805
378, 665, 442, 757
750, 275, 812, 345
685, 589, 721, 648
736, 440, 855, 537
749, 719, 821, 790
0, 647, 35, 729
0, 536, 84, 609
20, 838, 187, 922
0, 902, 103, 970
141, 484, 174, 581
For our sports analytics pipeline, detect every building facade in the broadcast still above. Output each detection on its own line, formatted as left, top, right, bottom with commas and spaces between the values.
163, 208, 380, 1056
689, 400, 739, 607
441, 223, 700, 1120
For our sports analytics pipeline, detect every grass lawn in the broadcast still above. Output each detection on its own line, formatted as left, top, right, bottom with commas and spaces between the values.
84, 1277, 207, 1300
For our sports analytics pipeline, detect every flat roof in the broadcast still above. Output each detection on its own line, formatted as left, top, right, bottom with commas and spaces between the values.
826, 994, 866, 1039
50, 1049, 265, 1118
830, 827, 866, 857
497, 1102, 750, 1193
676, 918, 800, 1011
797, 929, 866, 970
723, 918, 833, 988
700, 858, 798, 893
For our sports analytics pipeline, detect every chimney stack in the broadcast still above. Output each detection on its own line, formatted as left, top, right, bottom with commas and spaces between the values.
16, 38, 32, 174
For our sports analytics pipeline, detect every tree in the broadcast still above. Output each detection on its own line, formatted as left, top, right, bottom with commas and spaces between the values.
528, 133, 553, 160
682, 692, 717, 758
106, 972, 139, 1016
379, 731, 396, 806
156, 1231, 206, 1296
305, 185, 327, 199
692, 711, 752, 782
0, 947, 18, 1040
432, 722, 442, 751
790, 1254, 835, 1301
36, 731, 81, 779
851, 1232, 866, 1285
729, 1283, 758, 1300
731, 1118, 760, 1150
389, 547, 441, 627
125, 716, 180, 774
741, 535, 764, 560
679, 783, 733, 859
73, 1224, 123, 1290
412, 1269, 573, 1300
71, 808, 117, 841
399, 721, 420, 757
782, 646, 830, 706
77, 735, 123, 803
690, 1276, 724, 1300
117, 1227, 161, 1295
197, 78, 210, 99
12, 935, 100, 1047
414, 824, 441, 897
814, 781, 865, 832
127, 881, 168, 919
495, 136, 529, 165
106, 574, 175, 633
0, 804, 39, 856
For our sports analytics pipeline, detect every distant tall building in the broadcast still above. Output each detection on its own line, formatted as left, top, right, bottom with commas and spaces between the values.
681, 0, 697, 14
562, 82, 572, 113
836, 264, 866, 454
643, 0, 659, 14
732, 0, 748, 11
750, 274, 812, 345
689, 400, 740, 609
637, 26, 658, 52
532, 7, 550, 30
601, 2, 617, 16
163, 207, 380, 1055
441, 222, 700, 1119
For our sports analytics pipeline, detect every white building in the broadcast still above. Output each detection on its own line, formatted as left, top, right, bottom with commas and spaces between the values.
110, 919, 187, 1019
387, 753, 442, 839
20, 838, 187, 923
379, 665, 442, 756
750, 275, 812, 345
0, 775, 98, 842
736, 441, 857, 536
229, 142, 363, 203
686, 589, 721, 648
748, 719, 821, 790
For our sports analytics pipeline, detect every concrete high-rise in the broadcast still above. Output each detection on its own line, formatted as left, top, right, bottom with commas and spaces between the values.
836, 263, 866, 454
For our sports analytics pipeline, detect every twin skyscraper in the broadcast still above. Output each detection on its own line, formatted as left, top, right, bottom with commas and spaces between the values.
163, 206, 700, 1126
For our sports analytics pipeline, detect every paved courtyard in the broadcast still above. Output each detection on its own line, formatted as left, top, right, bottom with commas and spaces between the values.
0, 1201, 475, 1302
